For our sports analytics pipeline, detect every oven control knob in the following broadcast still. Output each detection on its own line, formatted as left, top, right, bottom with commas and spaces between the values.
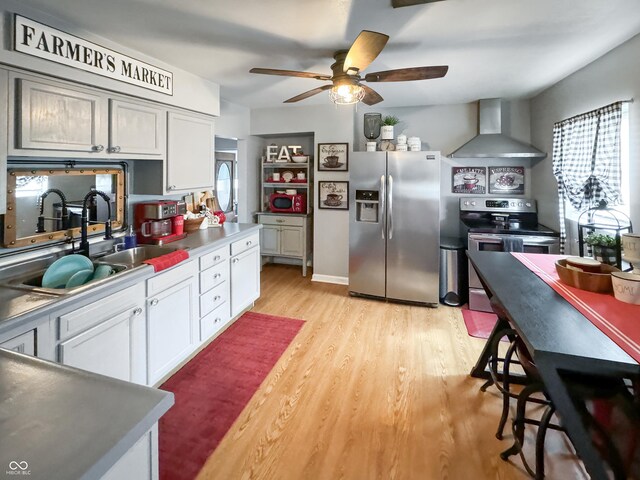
526, 202, 532, 207
470, 201, 476, 206
518, 202, 524, 207
463, 201, 469, 206
510, 202, 515, 207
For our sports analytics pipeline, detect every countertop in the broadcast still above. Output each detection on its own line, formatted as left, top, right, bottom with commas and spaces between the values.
0, 223, 261, 333
0, 349, 174, 480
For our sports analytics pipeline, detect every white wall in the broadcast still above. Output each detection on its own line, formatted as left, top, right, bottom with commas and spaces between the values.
530, 32, 640, 251
251, 104, 354, 280
0, 2, 220, 115
215, 99, 251, 222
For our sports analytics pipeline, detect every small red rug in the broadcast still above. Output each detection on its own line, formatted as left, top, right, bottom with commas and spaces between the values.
158, 311, 305, 480
461, 304, 498, 340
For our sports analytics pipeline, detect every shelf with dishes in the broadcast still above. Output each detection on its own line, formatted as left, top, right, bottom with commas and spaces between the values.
264, 182, 308, 188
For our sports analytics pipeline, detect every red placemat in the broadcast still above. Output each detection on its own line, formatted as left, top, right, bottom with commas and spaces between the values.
511, 253, 640, 362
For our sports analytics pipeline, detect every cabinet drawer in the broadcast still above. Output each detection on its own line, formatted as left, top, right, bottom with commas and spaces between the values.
147, 260, 197, 297
59, 283, 144, 340
0, 330, 35, 356
200, 301, 230, 341
231, 232, 260, 257
199, 281, 228, 317
200, 261, 228, 294
199, 246, 229, 270
259, 215, 304, 227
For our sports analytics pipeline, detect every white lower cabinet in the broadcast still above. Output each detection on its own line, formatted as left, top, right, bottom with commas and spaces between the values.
230, 233, 261, 317
258, 214, 311, 276
57, 284, 146, 384
0, 330, 35, 356
147, 261, 198, 385
101, 425, 157, 480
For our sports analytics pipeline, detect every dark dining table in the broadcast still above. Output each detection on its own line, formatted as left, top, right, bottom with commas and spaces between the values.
467, 250, 639, 480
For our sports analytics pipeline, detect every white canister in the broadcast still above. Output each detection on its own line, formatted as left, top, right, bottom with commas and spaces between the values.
395, 143, 408, 151
297, 172, 305, 180
272, 172, 281, 182
407, 137, 421, 151
396, 133, 407, 145
366, 141, 377, 152
381, 125, 394, 140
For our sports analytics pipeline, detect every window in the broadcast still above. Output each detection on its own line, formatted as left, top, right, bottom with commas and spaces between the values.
214, 151, 236, 216
552, 101, 626, 252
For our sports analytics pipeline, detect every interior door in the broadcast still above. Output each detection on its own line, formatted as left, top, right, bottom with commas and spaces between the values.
215, 151, 236, 215
386, 152, 440, 304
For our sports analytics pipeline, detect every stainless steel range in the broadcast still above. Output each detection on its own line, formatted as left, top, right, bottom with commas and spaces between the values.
460, 197, 560, 312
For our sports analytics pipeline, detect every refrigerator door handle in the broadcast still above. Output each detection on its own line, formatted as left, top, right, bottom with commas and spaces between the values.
380, 175, 386, 239
388, 174, 393, 239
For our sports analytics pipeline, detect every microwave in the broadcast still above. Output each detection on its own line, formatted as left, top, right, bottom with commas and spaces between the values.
269, 193, 306, 213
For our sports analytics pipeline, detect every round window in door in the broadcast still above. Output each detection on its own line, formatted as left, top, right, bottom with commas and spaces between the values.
216, 161, 232, 212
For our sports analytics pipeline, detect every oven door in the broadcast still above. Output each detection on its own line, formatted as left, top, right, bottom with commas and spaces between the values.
468, 234, 560, 288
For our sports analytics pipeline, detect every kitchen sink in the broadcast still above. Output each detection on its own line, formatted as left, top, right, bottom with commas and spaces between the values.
1, 262, 129, 296
96, 245, 179, 267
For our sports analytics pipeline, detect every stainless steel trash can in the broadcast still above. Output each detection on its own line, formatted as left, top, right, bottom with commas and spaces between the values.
439, 237, 467, 306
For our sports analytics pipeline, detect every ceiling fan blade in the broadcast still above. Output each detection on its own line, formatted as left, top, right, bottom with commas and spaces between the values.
250, 68, 332, 81
361, 85, 384, 106
365, 65, 448, 82
392, 0, 445, 8
284, 85, 333, 103
343, 30, 389, 74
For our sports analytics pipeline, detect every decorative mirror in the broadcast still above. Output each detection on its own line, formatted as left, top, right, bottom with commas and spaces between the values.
3, 165, 125, 248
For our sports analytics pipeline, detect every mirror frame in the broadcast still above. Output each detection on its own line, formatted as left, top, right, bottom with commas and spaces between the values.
3, 166, 125, 248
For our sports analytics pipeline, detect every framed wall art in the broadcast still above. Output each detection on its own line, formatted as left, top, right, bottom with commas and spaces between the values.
318, 181, 349, 210
489, 166, 525, 194
451, 167, 486, 194
318, 143, 348, 171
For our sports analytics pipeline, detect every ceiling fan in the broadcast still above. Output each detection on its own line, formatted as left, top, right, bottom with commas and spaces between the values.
249, 30, 448, 105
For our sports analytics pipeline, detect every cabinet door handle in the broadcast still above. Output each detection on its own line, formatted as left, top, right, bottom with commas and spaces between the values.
92, 144, 104, 152
214, 295, 221, 301
167, 185, 176, 191
214, 273, 221, 279
214, 255, 221, 261
246, 240, 252, 246
108, 145, 122, 153
150, 298, 159, 306
276, 219, 284, 223
133, 307, 143, 316
214, 317, 221, 324
232, 258, 239, 264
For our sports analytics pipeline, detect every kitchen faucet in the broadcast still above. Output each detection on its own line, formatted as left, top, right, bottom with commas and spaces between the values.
78, 190, 113, 257
36, 188, 68, 233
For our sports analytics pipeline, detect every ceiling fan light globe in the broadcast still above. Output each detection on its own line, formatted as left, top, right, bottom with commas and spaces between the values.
330, 84, 365, 105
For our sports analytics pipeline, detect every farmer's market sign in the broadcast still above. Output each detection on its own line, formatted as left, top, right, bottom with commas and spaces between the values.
13, 14, 173, 95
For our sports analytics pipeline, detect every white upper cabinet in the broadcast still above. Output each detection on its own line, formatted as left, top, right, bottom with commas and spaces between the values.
166, 111, 214, 192
109, 99, 166, 157
16, 78, 106, 153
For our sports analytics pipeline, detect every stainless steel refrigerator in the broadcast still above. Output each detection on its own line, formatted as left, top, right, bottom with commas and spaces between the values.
349, 151, 440, 306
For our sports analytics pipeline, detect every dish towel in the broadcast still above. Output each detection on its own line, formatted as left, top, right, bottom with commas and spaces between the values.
143, 250, 189, 273
502, 237, 524, 252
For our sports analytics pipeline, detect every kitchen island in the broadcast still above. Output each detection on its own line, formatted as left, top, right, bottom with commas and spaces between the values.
0, 348, 173, 479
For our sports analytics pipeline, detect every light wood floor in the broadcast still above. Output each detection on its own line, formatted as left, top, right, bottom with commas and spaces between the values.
198, 264, 587, 480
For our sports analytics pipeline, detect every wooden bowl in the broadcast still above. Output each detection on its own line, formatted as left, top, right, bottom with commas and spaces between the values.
184, 217, 205, 232
555, 259, 620, 293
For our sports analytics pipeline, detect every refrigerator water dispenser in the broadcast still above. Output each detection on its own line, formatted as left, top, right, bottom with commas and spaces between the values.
355, 190, 379, 223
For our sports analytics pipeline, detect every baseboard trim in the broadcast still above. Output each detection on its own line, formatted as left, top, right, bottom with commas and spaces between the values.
311, 274, 348, 285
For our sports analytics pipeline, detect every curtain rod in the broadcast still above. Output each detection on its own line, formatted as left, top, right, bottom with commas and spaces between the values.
622, 98, 634, 103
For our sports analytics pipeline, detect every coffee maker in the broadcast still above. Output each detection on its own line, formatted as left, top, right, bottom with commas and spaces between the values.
134, 200, 187, 245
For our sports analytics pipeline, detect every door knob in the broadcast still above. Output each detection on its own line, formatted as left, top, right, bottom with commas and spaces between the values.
150, 298, 159, 306
133, 307, 143, 316
92, 144, 104, 152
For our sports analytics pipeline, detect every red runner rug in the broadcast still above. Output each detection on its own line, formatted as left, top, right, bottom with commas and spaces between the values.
158, 311, 305, 480
461, 304, 498, 340
512, 253, 640, 363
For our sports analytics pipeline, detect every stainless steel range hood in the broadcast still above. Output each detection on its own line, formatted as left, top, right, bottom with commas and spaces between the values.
448, 99, 546, 159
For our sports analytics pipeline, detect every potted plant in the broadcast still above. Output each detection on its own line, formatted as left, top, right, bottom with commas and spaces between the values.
381, 115, 399, 140
585, 232, 618, 265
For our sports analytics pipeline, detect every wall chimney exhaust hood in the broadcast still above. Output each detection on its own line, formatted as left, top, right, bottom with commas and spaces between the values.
448, 99, 546, 159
